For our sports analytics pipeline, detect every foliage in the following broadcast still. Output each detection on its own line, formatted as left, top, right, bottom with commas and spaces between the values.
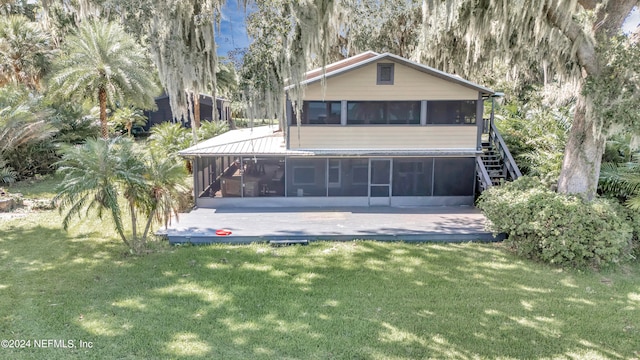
0, 158, 16, 183
478, 176, 633, 268
148, 122, 192, 157
110, 107, 147, 137
0, 14, 55, 89
584, 35, 640, 142
47, 103, 100, 144
618, 206, 640, 259
0, 84, 53, 154
418, 1, 639, 199
55, 137, 188, 253
49, 19, 159, 138
3, 140, 59, 179
341, 0, 422, 59
143, 0, 221, 123
495, 98, 570, 186
599, 156, 640, 210
197, 119, 229, 141
0, 84, 55, 181
0, 0, 39, 20
240, 0, 346, 129
215, 58, 239, 99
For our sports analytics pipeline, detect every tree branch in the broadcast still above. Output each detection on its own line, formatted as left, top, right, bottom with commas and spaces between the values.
545, 4, 599, 75
577, 0, 599, 11
595, 0, 638, 36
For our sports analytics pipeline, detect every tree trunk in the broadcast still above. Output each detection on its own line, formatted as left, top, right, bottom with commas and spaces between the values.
193, 94, 201, 129
99, 87, 108, 139
557, 93, 606, 200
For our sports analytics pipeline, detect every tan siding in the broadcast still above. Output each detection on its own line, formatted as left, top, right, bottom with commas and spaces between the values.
303, 60, 479, 101
289, 126, 477, 149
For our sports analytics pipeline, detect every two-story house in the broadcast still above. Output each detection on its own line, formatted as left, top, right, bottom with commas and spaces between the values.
180, 51, 512, 208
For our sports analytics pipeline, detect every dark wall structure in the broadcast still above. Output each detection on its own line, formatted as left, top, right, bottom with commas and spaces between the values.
143, 94, 231, 130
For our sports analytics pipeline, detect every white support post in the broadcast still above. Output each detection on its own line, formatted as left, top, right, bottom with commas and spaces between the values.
420, 101, 427, 125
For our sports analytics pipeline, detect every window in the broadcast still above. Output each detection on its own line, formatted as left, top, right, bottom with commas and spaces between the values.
347, 101, 420, 125
295, 101, 341, 125
377, 63, 394, 85
427, 100, 477, 125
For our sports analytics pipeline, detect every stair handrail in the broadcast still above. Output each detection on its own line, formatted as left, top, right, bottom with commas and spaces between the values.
490, 122, 522, 180
475, 155, 493, 192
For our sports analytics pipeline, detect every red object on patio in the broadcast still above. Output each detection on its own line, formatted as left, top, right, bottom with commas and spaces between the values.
216, 229, 232, 236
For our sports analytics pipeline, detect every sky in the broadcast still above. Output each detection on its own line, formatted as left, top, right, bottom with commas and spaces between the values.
624, 7, 640, 33
215, 0, 252, 56
214, 4, 640, 56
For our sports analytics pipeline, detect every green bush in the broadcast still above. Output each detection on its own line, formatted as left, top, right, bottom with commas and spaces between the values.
477, 176, 633, 268
617, 206, 640, 260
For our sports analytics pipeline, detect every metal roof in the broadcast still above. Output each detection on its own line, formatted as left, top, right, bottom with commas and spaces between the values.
180, 126, 479, 157
179, 126, 312, 156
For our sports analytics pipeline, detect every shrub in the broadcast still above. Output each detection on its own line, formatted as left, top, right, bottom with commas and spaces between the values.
616, 206, 640, 261
477, 176, 633, 268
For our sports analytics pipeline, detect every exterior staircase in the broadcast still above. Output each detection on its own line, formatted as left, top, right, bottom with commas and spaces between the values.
481, 141, 507, 186
476, 119, 522, 193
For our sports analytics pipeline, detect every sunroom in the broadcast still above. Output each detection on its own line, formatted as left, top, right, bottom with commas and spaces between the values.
181, 125, 477, 208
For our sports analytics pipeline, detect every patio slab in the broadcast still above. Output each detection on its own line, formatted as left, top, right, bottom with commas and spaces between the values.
160, 206, 503, 244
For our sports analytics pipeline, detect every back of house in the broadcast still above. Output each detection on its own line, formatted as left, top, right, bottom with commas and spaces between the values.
181, 51, 499, 208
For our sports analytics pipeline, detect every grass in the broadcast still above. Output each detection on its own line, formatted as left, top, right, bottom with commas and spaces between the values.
0, 189, 639, 359
4, 173, 64, 199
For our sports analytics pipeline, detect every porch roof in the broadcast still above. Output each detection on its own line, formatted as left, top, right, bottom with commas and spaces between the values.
180, 125, 480, 157
179, 125, 308, 156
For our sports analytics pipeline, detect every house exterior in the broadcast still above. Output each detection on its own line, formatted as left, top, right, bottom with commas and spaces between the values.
180, 51, 515, 208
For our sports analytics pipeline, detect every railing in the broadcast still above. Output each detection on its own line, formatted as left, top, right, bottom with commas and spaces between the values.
488, 122, 522, 181
482, 118, 491, 134
475, 155, 493, 192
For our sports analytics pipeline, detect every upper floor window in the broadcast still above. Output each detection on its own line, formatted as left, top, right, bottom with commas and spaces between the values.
427, 100, 477, 125
295, 101, 341, 125
377, 63, 394, 85
347, 101, 420, 125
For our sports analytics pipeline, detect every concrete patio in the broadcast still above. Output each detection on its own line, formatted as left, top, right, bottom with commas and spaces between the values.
160, 206, 503, 244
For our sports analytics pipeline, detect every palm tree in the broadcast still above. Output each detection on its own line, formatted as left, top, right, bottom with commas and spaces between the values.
0, 159, 17, 184
111, 107, 147, 137
56, 137, 189, 253
55, 137, 143, 248
0, 84, 54, 181
0, 85, 52, 155
49, 20, 159, 139
148, 122, 192, 156
198, 120, 229, 141
0, 15, 54, 90
140, 150, 189, 243
600, 158, 640, 210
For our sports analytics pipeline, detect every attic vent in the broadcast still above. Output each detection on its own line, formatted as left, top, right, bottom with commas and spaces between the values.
377, 63, 394, 85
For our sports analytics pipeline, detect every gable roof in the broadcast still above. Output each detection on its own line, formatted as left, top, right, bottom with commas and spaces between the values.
287, 52, 494, 95
304, 51, 380, 80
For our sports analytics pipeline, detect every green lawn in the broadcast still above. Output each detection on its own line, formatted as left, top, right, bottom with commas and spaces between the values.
1, 204, 639, 358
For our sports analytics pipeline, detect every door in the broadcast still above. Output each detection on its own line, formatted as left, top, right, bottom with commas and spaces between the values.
369, 159, 392, 206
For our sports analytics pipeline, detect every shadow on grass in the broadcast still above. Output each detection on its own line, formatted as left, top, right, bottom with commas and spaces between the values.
1, 224, 639, 359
